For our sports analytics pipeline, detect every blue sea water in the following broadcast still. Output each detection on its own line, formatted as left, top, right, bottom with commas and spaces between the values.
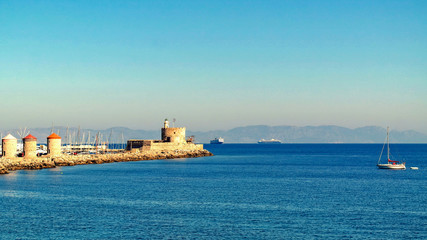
0, 144, 425, 239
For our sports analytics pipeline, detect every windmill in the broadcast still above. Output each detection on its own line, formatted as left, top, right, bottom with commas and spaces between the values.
17, 127, 30, 152
17, 127, 30, 139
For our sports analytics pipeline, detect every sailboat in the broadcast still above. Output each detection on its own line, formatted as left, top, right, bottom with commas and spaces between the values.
377, 127, 406, 170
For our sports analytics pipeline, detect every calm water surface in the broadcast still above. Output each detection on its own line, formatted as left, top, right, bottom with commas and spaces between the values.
0, 144, 426, 239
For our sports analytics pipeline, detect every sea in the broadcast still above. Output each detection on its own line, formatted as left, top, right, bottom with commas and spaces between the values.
0, 144, 425, 239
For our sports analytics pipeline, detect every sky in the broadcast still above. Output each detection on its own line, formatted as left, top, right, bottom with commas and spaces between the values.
0, 0, 426, 133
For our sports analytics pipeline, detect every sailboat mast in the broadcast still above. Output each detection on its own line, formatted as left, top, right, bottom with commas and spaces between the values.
121, 132, 124, 150
387, 126, 390, 160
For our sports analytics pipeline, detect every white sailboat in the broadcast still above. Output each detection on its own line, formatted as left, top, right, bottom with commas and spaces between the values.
377, 127, 406, 170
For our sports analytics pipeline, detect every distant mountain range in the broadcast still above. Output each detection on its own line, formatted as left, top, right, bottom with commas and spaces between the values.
1, 125, 427, 144
189, 125, 427, 143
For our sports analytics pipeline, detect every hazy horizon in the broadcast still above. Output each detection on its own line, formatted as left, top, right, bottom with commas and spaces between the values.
1, 124, 426, 136
1, 1, 426, 133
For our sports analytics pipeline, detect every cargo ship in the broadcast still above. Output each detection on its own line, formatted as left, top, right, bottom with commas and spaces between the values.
210, 137, 224, 144
258, 139, 281, 144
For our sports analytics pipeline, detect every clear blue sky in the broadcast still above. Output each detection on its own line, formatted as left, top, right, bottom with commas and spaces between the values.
1, 0, 426, 133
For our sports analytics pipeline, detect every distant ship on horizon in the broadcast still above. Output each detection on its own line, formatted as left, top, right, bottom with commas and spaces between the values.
258, 139, 282, 144
210, 137, 224, 144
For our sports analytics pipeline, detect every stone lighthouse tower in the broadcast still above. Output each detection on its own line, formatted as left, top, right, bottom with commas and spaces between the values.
23, 134, 37, 159
161, 119, 186, 143
47, 133, 62, 156
2, 134, 17, 159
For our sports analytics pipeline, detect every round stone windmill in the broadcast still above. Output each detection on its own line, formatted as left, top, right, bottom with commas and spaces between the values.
2, 134, 17, 159
47, 133, 62, 156
23, 134, 37, 159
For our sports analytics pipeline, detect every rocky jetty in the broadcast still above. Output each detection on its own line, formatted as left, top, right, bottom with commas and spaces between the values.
0, 149, 213, 174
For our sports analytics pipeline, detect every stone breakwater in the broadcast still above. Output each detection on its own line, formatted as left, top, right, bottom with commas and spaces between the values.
0, 149, 213, 174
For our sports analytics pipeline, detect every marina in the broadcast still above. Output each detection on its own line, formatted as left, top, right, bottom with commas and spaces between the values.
0, 120, 213, 174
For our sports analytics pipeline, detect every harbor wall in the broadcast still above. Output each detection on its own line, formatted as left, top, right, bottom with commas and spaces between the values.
126, 139, 203, 152
150, 142, 203, 151
0, 148, 213, 174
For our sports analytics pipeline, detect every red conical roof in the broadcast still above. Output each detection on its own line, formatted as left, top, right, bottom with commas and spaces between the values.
23, 134, 37, 140
47, 133, 61, 139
